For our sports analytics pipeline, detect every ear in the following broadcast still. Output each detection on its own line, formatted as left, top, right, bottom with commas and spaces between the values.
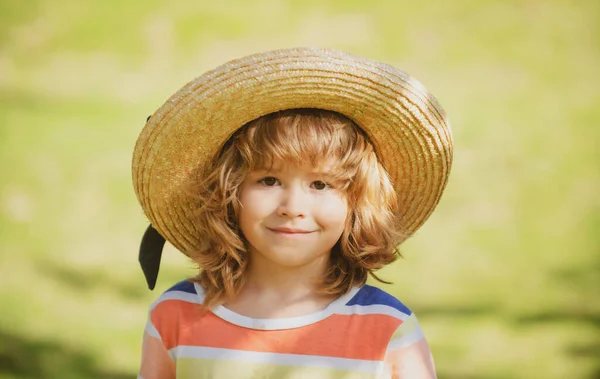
139, 224, 166, 290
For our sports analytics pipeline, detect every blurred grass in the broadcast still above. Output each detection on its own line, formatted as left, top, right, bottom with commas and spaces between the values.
1, 0, 599, 378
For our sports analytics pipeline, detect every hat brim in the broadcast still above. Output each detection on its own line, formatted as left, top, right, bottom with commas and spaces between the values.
132, 48, 453, 256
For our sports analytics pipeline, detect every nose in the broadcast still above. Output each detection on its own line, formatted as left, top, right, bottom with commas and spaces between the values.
277, 185, 307, 218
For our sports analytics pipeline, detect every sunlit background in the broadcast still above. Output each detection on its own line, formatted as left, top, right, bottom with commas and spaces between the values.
1, 1, 599, 378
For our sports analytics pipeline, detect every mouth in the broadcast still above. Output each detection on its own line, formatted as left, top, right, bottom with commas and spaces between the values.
267, 227, 314, 235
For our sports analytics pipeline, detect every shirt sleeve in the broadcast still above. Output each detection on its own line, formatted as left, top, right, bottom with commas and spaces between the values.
138, 316, 176, 379
387, 312, 425, 350
382, 313, 437, 379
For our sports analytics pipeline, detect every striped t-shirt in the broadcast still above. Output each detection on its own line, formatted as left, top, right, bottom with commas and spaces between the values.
140, 280, 426, 379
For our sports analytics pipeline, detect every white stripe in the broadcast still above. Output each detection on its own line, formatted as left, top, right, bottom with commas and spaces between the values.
386, 328, 425, 350
170, 346, 383, 373
168, 347, 178, 362
334, 304, 411, 320
149, 289, 204, 310
145, 320, 161, 339
211, 304, 333, 330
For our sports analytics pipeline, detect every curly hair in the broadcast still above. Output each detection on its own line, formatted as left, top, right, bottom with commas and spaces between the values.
188, 108, 405, 309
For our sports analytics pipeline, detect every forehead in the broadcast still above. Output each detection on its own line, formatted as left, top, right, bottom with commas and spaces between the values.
239, 109, 363, 168
253, 157, 342, 173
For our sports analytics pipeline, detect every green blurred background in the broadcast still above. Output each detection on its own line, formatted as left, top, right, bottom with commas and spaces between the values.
1, 0, 599, 378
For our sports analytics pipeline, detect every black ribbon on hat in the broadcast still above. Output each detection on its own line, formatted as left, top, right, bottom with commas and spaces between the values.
139, 224, 166, 290
137, 115, 165, 290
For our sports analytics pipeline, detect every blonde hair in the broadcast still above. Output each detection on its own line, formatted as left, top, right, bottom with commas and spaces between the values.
189, 109, 405, 308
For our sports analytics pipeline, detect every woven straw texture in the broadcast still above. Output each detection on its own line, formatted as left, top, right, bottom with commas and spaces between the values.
132, 47, 453, 256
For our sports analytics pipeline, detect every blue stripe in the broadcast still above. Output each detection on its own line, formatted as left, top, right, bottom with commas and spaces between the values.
346, 285, 412, 316
165, 279, 197, 294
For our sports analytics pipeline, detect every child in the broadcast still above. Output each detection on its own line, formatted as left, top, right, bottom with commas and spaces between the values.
133, 48, 452, 379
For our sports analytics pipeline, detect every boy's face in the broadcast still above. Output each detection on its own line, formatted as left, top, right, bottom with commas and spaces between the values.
238, 160, 348, 273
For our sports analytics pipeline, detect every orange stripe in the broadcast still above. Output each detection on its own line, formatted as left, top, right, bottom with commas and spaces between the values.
151, 300, 402, 360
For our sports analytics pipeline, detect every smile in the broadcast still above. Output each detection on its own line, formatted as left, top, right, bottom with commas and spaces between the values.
267, 227, 315, 236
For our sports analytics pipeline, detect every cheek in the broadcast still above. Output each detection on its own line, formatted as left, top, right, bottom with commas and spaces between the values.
238, 187, 272, 225
318, 196, 348, 230
238, 201, 262, 244
238, 188, 256, 231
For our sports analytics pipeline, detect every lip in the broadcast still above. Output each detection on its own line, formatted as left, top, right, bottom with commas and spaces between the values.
267, 227, 314, 234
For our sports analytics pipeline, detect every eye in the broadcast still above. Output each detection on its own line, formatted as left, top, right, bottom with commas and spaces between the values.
311, 180, 329, 190
259, 177, 279, 186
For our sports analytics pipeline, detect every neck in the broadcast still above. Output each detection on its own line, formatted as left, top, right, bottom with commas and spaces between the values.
223, 250, 337, 318
244, 253, 330, 299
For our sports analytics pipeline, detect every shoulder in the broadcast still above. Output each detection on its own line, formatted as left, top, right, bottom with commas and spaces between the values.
146, 279, 206, 347
343, 284, 414, 320
344, 286, 426, 351
150, 279, 204, 307
148, 279, 205, 321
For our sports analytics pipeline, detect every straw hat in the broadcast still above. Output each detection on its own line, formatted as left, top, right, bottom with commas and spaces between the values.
132, 47, 453, 289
